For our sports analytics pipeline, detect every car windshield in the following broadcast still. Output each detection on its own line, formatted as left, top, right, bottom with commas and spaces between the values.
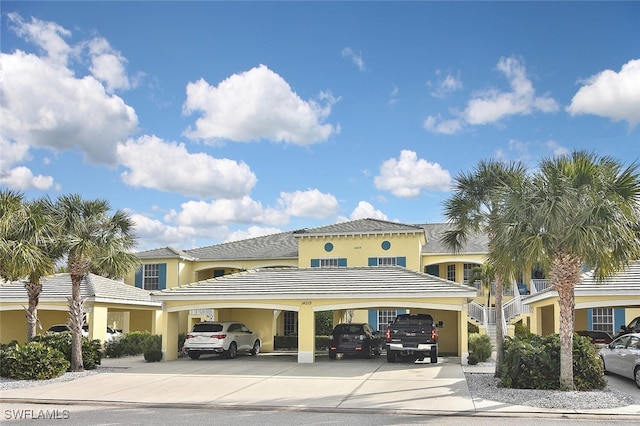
334, 325, 364, 334
192, 323, 223, 333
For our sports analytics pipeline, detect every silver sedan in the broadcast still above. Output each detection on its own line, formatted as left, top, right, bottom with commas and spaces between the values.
599, 332, 640, 388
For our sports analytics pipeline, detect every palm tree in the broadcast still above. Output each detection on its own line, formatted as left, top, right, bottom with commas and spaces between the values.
493, 151, 640, 390
52, 194, 139, 371
0, 191, 58, 341
441, 159, 527, 376
468, 263, 495, 310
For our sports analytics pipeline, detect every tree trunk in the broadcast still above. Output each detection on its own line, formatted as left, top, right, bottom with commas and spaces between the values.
69, 274, 85, 372
494, 273, 504, 377
551, 252, 583, 391
25, 281, 41, 342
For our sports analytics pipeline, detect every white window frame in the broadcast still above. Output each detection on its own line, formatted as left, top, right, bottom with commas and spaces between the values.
592, 308, 614, 333
320, 258, 339, 268
143, 264, 159, 291
377, 257, 397, 267
378, 309, 397, 331
447, 264, 456, 281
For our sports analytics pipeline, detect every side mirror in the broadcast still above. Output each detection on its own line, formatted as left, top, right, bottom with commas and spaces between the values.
437, 321, 444, 328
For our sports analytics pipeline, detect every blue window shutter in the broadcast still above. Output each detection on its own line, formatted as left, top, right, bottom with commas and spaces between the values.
587, 309, 593, 330
311, 259, 319, 267
214, 269, 224, 277
368, 257, 377, 266
338, 258, 347, 267
368, 310, 378, 329
158, 263, 167, 290
397, 309, 406, 315
614, 308, 626, 333
397, 257, 406, 267
426, 265, 439, 277
135, 268, 143, 288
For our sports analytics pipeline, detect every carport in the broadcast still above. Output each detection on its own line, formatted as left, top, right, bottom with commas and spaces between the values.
151, 266, 478, 363
0, 273, 162, 343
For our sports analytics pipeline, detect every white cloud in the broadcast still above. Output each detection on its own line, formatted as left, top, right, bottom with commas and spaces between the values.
168, 196, 289, 228
131, 213, 190, 247
567, 59, 640, 129
425, 57, 559, 134
277, 189, 339, 220
429, 70, 462, 98
545, 140, 570, 157
1, 15, 138, 165
117, 135, 257, 199
0, 166, 55, 191
374, 150, 452, 198
86, 37, 131, 92
341, 47, 366, 71
349, 201, 388, 220
0, 136, 57, 191
464, 56, 559, 125
423, 115, 464, 135
388, 84, 399, 106
182, 64, 338, 145
224, 226, 282, 243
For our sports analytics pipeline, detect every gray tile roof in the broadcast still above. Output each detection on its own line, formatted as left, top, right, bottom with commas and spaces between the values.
293, 218, 425, 237
0, 273, 160, 307
419, 223, 489, 254
151, 266, 478, 301
184, 230, 299, 261
136, 246, 196, 260
524, 261, 640, 303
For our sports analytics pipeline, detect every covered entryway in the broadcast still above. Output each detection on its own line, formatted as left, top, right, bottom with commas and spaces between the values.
151, 266, 477, 363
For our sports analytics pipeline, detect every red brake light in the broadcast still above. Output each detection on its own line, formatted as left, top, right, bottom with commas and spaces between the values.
186, 334, 194, 339
211, 333, 227, 339
385, 328, 391, 340
431, 328, 438, 340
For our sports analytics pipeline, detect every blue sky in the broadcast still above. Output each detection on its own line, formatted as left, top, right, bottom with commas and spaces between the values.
1, 2, 639, 252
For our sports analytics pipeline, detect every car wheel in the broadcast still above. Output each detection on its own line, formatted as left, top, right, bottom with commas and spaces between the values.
601, 357, 609, 375
635, 367, 640, 389
225, 342, 237, 359
250, 340, 261, 356
188, 352, 201, 360
329, 350, 337, 360
387, 350, 396, 363
430, 347, 438, 364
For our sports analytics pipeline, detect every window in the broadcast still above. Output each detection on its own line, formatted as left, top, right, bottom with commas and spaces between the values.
447, 264, 456, 281
378, 309, 397, 331
377, 257, 397, 267
463, 263, 476, 283
143, 264, 159, 290
284, 311, 296, 335
320, 258, 339, 268
592, 308, 614, 333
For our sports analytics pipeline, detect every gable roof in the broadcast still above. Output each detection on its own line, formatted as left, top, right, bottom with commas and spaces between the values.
293, 218, 425, 238
419, 223, 489, 254
0, 273, 161, 307
137, 246, 196, 260
184, 230, 299, 261
151, 266, 478, 301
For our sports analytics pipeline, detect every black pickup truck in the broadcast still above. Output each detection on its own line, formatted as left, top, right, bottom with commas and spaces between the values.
385, 313, 443, 363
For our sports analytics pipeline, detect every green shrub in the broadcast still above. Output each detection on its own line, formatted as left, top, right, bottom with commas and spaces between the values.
468, 322, 480, 334
33, 332, 102, 370
513, 321, 533, 339
501, 333, 606, 391
467, 352, 479, 365
105, 331, 161, 358
468, 333, 492, 362
0, 342, 69, 380
144, 349, 163, 362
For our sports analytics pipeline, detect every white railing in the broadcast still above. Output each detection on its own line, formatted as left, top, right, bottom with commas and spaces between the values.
468, 301, 485, 324
530, 279, 551, 294
503, 296, 531, 322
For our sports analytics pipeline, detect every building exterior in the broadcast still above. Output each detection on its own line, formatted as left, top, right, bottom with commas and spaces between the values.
2, 218, 638, 364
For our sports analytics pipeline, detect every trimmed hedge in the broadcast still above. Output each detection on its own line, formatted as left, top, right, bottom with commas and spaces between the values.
468, 333, 492, 365
0, 342, 70, 380
500, 333, 606, 391
33, 331, 103, 370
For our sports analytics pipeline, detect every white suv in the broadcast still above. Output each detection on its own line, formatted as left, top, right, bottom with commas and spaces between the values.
183, 321, 261, 359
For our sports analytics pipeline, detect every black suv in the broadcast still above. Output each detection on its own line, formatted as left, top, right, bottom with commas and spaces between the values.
617, 316, 640, 337
328, 323, 383, 359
